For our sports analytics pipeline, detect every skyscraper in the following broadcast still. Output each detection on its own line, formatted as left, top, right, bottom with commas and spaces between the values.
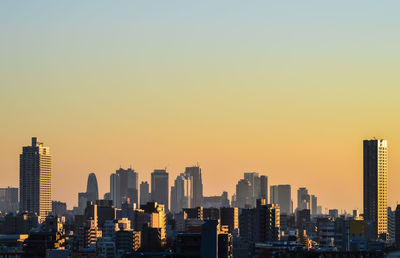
171, 173, 192, 213
110, 173, 121, 208
110, 168, 139, 208
260, 175, 268, 201
244, 172, 260, 207
364, 139, 388, 239
86, 173, 99, 203
270, 185, 278, 204
151, 169, 169, 211
184, 166, 203, 208
297, 187, 310, 211
310, 195, 317, 215
270, 185, 291, 215
20, 137, 52, 220
140, 181, 150, 206
278, 185, 292, 215
235, 179, 252, 209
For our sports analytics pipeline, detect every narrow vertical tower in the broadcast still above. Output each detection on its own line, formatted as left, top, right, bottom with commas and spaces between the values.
184, 166, 203, 208
151, 169, 169, 211
363, 139, 388, 239
20, 137, 52, 220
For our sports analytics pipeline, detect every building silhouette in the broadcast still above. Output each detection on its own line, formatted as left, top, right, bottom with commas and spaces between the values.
297, 187, 310, 211
310, 195, 318, 215
86, 173, 99, 202
171, 173, 192, 213
77, 173, 99, 214
151, 169, 169, 211
184, 166, 203, 208
270, 185, 292, 215
140, 181, 150, 206
260, 175, 268, 201
20, 137, 52, 220
235, 179, 252, 209
0, 187, 18, 213
110, 168, 138, 208
363, 139, 388, 240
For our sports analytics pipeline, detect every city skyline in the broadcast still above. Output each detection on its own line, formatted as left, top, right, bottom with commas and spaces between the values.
3, 136, 397, 214
2, 1, 400, 214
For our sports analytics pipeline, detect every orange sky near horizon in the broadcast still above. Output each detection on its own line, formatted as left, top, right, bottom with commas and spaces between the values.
1, 1, 400, 212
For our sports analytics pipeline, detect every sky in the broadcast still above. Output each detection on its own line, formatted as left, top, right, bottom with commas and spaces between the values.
1, 1, 400, 212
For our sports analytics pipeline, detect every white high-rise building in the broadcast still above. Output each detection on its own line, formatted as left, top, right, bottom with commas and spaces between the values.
20, 137, 52, 220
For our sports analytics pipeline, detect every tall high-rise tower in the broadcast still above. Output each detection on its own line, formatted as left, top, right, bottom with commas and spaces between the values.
151, 169, 169, 211
270, 184, 291, 215
184, 166, 203, 207
364, 139, 388, 239
297, 187, 309, 211
86, 173, 99, 202
140, 181, 150, 206
110, 168, 138, 208
170, 173, 192, 213
20, 137, 52, 220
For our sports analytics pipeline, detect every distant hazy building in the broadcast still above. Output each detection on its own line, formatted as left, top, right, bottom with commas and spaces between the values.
363, 139, 388, 239
244, 172, 260, 207
235, 179, 252, 209
0, 187, 18, 213
140, 181, 150, 206
20, 137, 52, 220
77, 173, 99, 213
260, 175, 268, 201
270, 185, 278, 204
52, 201, 67, 217
110, 168, 138, 208
151, 169, 169, 211
78, 192, 88, 214
317, 205, 323, 215
270, 185, 291, 215
103, 192, 111, 200
110, 173, 120, 208
202, 192, 229, 208
184, 166, 203, 208
328, 209, 338, 219
310, 195, 317, 215
171, 173, 192, 213
86, 173, 99, 202
297, 187, 310, 211
278, 185, 292, 215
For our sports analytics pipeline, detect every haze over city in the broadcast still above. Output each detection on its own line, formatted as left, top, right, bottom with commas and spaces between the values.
2, 1, 400, 213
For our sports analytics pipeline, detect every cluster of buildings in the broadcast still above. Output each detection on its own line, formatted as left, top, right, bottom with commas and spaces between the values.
0, 137, 398, 257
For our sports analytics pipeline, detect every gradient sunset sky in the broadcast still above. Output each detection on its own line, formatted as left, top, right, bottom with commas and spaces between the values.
1, 1, 400, 212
